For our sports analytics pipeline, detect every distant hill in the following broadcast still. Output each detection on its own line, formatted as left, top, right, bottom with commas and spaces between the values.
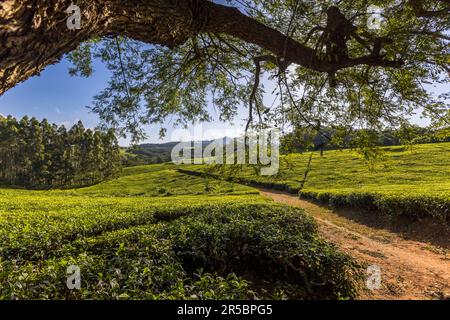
122, 142, 176, 166
122, 139, 229, 166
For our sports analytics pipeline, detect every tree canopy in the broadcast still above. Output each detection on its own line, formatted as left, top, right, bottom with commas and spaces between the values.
0, 0, 448, 143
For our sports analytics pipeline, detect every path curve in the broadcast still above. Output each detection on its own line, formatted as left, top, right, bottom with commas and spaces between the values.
259, 188, 450, 300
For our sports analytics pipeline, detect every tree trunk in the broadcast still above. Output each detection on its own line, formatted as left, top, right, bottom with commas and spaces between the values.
0, 0, 402, 95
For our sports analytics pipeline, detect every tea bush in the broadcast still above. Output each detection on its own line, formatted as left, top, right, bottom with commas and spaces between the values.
186, 143, 450, 223
0, 200, 359, 299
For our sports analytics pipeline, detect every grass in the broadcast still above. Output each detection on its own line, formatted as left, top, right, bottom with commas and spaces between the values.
0, 163, 358, 300
185, 143, 450, 222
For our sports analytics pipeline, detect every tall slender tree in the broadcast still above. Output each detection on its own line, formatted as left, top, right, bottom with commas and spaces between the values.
0, 116, 122, 189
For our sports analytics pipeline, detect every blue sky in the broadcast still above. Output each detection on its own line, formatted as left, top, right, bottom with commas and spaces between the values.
0, 58, 105, 132
0, 56, 249, 146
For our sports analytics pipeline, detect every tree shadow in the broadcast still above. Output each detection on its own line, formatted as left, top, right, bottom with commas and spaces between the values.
313, 201, 449, 249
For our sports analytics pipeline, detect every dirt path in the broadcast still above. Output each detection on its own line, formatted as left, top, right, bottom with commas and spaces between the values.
259, 188, 450, 300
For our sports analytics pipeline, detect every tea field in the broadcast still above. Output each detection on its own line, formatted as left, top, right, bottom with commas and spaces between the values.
0, 165, 358, 299
2, 142, 447, 299
186, 143, 450, 222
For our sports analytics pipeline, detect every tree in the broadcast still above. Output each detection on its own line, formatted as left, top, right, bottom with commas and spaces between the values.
0, 0, 448, 142
0, 116, 121, 189
92, 131, 106, 181
395, 123, 424, 152
40, 119, 56, 186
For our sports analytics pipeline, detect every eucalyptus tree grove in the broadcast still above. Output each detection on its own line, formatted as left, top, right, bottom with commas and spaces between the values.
0, 116, 121, 188
0, 0, 448, 143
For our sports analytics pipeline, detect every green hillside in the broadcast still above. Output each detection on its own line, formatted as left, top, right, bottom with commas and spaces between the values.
0, 164, 358, 300
186, 143, 450, 221
1, 142, 448, 299
63, 164, 257, 197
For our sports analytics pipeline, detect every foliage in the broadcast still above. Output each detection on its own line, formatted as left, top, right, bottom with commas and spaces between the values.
0, 116, 121, 189
66, 1, 449, 143
66, 165, 257, 197
121, 143, 176, 166
187, 142, 450, 222
299, 191, 449, 222
280, 125, 450, 154
0, 166, 359, 299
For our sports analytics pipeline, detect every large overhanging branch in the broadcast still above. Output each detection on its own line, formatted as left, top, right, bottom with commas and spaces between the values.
1, 0, 404, 96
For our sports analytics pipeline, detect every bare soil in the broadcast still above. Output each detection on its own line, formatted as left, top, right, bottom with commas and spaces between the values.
258, 188, 450, 300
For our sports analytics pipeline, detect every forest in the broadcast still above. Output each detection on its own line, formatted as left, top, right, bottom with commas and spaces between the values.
0, 116, 121, 189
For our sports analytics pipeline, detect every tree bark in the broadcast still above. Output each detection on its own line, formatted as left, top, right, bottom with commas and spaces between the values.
0, 0, 403, 96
